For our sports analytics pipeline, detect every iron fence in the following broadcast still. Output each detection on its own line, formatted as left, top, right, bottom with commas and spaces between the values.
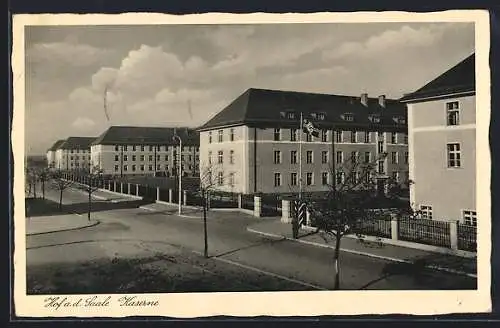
241, 194, 254, 211
458, 223, 477, 252
351, 216, 392, 238
398, 217, 451, 248
260, 194, 282, 217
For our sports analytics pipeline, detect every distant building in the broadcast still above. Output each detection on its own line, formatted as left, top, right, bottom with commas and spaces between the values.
90, 126, 200, 177
54, 137, 96, 171
400, 54, 476, 225
46, 139, 65, 169
197, 88, 408, 194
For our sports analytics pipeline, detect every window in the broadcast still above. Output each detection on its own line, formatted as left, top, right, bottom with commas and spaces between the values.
447, 143, 461, 168
378, 141, 384, 153
141, 145, 145, 151
165, 155, 168, 161
218, 130, 223, 142
140, 155, 145, 161
364, 152, 371, 164
123, 155, 128, 161
229, 172, 235, 186
420, 205, 433, 219
446, 101, 460, 126
336, 151, 343, 164
306, 151, 313, 164
132, 145, 136, 151
390, 133, 397, 144
156, 145, 160, 151
217, 172, 224, 186
188, 155, 192, 162
132, 165, 136, 172
290, 129, 297, 141
321, 172, 328, 185
306, 172, 313, 186
343, 113, 354, 121
351, 151, 357, 163
274, 128, 281, 141
157, 165, 161, 171
123, 145, 128, 151
274, 150, 282, 164
463, 210, 477, 226
321, 151, 328, 164
392, 171, 399, 182
290, 151, 298, 164
132, 155, 136, 161
123, 165, 128, 172
336, 172, 345, 184
218, 151, 223, 164
351, 131, 357, 143
306, 133, 313, 142
274, 173, 282, 187
208, 132, 212, 144
403, 134, 408, 144
364, 131, 371, 143
140, 165, 145, 171
404, 152, 409, 164
229, 150, 235, 164
208, 151, 212, 165
335, 131, 343, 143
70, 156, 74, 160
391, 152, 398, 164
157, 155, 160, 161
378, 160, 385, 174
149, 146, 153, 151
230, 128, 235, 141
149, 155, 153, 161
321, 130, 328, 142
290, 173, 298, 186
148, 165, 153, 171
115, 145, 119, 151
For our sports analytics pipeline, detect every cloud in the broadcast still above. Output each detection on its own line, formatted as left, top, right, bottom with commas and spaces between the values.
71, 117, 96, 130
27, 41, 115, 67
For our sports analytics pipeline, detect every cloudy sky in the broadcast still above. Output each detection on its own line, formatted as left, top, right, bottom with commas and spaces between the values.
25, 22, 474, 155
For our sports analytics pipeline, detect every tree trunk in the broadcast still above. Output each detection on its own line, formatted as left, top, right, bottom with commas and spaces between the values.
333, 234, 342, 290
59, 189, 63, 210
88, 189, 91, 221
42, 179, 45, 200
203, 192, 208, 258
33, 181, 37, 198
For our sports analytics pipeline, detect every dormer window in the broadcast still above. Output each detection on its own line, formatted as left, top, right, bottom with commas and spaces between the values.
280, 111, 297, 120
392, 116, 406, 124
342, 113, 354, 122
369, 114, 381, 123
311, 112, 326, 121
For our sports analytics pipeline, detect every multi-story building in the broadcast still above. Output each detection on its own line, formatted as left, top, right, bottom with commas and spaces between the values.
90, 126, 200, 177
197, 88, 408, 194
46, 139, 65, 169
400, 53, 476, 224
54, 137, 96, 171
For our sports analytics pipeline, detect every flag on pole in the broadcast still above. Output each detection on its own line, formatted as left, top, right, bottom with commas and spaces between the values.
302, 118, 320, 137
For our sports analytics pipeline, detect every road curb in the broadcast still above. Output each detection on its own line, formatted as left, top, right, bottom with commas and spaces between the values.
27, 220, 100, 236
246, 227, 477, 279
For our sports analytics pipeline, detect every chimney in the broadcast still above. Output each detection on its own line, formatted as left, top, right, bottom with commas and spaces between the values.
378, 95, 386, 108
360, 93, 368, 107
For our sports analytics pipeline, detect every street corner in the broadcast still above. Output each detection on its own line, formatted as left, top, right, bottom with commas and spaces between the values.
26, 214, 100, 236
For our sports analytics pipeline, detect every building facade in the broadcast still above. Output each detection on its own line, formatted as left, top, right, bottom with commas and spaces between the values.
53, 137, 96, 171
198, 88, 408, 194
401, 54, 476, 224
90, 126, 200, 177
46, 139, 65, 169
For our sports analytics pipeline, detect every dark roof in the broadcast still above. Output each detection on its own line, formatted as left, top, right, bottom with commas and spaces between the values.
400, 54, 475, 102
197, 88, 407, 131
58, 137, 96, 150
47, 139, 66, 152
91, 126, 199, 146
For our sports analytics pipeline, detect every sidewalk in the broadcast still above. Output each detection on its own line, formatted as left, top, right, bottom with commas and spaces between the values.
247, 219, 477, 278
26, 214, 99, 235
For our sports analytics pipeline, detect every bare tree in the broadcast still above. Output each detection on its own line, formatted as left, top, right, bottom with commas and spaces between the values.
304, 151, 413, 290
51, 170, 74, 210
77, 166, 104, 221
37, 168, 50, 200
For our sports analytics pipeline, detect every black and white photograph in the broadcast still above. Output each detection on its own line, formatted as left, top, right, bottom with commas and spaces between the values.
12, 11, 491, 317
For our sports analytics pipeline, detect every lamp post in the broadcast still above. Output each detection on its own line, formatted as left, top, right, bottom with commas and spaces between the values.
173, 134, 182, 215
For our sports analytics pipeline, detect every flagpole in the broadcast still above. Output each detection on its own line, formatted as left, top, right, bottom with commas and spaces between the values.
299, 112, 303, 200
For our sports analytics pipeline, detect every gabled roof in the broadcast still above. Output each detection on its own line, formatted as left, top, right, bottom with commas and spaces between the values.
400, 53, 475, 103
91, 126, 199, 146
47, 139, 66, 152
58, 137, 96, 150
197, 88, 407, 131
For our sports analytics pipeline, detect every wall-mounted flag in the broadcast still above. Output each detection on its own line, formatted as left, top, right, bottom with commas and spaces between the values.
303, 118, 320, 138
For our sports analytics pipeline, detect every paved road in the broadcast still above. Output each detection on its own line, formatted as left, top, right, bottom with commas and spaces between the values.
26, 185, 476, 291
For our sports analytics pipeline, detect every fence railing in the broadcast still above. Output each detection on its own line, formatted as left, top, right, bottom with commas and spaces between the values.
351, 216, 392, 239
458, 223, 477, 252
398, 217, 451, 248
